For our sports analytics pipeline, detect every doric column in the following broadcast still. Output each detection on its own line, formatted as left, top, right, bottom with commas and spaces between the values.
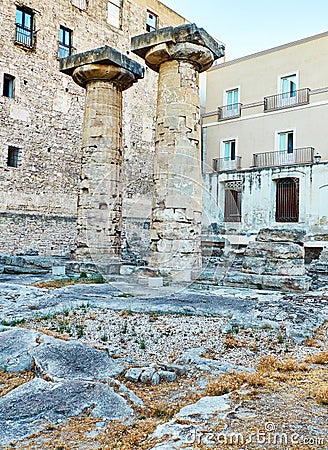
60, 47, 144, 265
132, 25, 224, 280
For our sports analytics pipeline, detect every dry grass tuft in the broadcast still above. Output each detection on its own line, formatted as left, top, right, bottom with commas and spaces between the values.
304, 337, 321, 348
306, 351, 328, 364
207, 371, 266, 396
224, 335, 243, 349
0, 370, 35, 397
33, 275, 105, 290
316, 386, 328, 405
257, 356, 309, 373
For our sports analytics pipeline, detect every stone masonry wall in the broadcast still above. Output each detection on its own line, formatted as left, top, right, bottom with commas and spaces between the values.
0, 212, 76, 256
0, 0, 188, 255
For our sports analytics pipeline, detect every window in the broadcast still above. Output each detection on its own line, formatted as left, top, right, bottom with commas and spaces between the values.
223, 140, 236, 160
224, 181, 242, 222
3, 74, 15, 98
7, 146, 20, 168
278, 131, 294, 154
72, 0, 87, 10
281, 74, 297, 98
226, 88, 239, 110
58, 26, 72, 58
275, 178, 299, 222
107, 0, 121, 28
15, 7, 34, 47
146, 10, 157, 32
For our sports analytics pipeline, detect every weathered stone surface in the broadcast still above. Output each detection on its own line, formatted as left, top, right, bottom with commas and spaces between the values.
176, 395, 230, 420
175, 347, 254, 373
0, 378, 133, 446
131, 23, 225, 72
140, 367, 156, 383
59, 45, 144, 82
157, 362, 187, 376
261, 274, 311, 292
244, 241, 304, 259
243, 256, 305, 276
0, 328, 39, 372
151, 372, 160, 385
256, 228, 307, 243
32, 337, 123, 381
157, 369, 177, 382
225, 228, 309, 292
125, 367, 143, 382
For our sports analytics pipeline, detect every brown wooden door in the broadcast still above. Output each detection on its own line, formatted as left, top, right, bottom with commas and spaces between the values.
276, 178, 299, 222
224, 189, 241, 222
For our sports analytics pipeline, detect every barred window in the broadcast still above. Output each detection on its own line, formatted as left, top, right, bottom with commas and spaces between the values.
15, 7, 35, 48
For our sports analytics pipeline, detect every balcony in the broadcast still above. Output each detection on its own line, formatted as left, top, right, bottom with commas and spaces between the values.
252, 147, 315, 168
15, 25, 36, 48
218, 103, 242, 120
264, 88, 310, 112
213, 157, 242, 172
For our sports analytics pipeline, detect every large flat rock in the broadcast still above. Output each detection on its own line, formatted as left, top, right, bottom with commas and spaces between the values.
0, 328, 39, 372
0, 378, 134, 446
32, 336, 124, 381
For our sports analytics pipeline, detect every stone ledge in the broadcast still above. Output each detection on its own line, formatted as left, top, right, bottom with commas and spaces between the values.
59, 45, 144, 80
131, 23, 224, 62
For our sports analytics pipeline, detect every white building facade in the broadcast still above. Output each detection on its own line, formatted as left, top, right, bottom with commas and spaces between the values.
203, 32, 328, 251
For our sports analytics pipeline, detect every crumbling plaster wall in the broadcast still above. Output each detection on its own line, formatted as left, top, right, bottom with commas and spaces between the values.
203, 162, 328, 238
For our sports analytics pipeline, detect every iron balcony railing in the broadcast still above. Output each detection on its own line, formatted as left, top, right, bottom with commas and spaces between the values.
58, 43, 71, 59
218, 103, 242, 120
15, 24, 36, 48
264, 88, 310, 112
252, 147, 315, 168
213, 156, 242, 172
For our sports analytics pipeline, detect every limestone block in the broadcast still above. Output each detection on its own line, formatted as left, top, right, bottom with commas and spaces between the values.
223, 271, 263, 289
261, 275, 311, 292
9, 105, 30, 122
263, 258, 305, 276
256, 228, 306, 243
244, 241, 304, 259
319, 249, 328, 262
148, 277, 163, 287
125, 368, 143, 382
242, 256, 266, 274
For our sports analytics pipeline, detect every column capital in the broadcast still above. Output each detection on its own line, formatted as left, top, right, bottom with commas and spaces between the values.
59, 45, 144, 90
72, 63, 136, 90
131, 23, 225, 73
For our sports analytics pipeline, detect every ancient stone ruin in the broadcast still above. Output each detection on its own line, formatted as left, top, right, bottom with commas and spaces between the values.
224, 227, 310, 292
59, 46, 144, 269
132, 24, 224, 281
309, 247, 328, 289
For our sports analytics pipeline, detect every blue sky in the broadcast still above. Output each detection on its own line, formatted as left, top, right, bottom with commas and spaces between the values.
160, 0, 328, 60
